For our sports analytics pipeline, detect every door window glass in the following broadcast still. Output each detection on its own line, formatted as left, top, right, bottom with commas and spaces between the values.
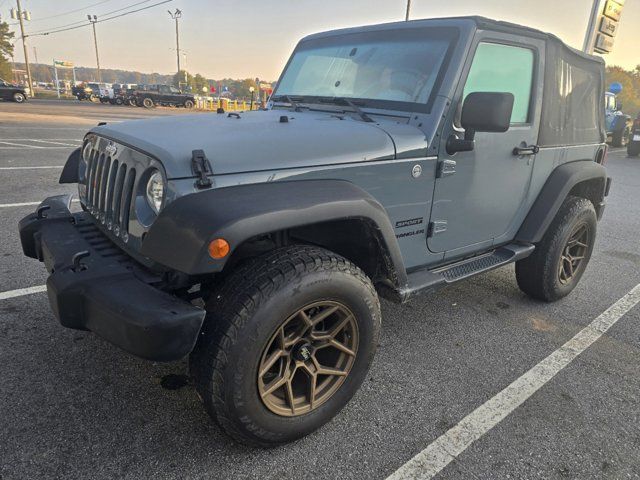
463, 42, 534, 124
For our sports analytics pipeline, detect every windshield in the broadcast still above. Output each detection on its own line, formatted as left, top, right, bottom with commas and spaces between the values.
274, 27, 457, 112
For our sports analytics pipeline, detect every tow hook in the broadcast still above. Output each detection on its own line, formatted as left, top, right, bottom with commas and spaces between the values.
71, 250, 90, 272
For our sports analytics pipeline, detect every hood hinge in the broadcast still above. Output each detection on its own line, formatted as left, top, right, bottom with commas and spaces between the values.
191, 149, 213, 189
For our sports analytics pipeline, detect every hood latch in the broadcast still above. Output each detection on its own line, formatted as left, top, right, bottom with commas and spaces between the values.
191, 149, 213, 189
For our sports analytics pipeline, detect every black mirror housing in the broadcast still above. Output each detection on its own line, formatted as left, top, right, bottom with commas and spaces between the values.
462, 92, 514, 134
447, 92, 515, 155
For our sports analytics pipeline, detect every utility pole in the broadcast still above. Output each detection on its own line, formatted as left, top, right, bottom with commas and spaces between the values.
582, 0, 603, 53
88, 15, 101, 82
405, 0, 412, 21
168, 9, 182, 80
15, 0, 34, 96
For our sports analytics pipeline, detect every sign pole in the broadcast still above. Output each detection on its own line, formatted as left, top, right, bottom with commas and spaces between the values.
582, 0, 603, 53
53, 61, 60, 99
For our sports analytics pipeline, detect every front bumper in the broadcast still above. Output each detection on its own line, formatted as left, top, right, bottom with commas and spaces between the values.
18, 195, 205, 361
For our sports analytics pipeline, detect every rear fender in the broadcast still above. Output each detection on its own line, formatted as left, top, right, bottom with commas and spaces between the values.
516, 160, 608, 243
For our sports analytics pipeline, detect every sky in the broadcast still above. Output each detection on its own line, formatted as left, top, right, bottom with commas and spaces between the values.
4, 0, 640, 80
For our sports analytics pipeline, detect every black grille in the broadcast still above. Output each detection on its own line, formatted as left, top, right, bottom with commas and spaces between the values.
85, 144, 136, 240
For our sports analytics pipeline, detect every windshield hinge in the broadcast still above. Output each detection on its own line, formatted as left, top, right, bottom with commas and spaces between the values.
191, 149, 212, 189
436, 159, 456, 178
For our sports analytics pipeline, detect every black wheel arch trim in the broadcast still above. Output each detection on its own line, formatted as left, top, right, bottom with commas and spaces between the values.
59, 147, 81, 184
140, 179, 408, 286
516, 160, 608, 244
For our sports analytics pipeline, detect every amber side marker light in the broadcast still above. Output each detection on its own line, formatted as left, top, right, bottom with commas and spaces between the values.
208, 238, 230, 259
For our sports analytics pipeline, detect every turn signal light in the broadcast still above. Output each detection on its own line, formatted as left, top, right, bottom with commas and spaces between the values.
208, 238, 230, 259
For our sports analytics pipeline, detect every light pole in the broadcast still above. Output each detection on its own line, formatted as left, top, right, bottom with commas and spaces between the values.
14, 0, 34, 96
88, 15, 101, 82
249, 86, 255, 110
405, 0, 412, 21
168, 9, 182, 78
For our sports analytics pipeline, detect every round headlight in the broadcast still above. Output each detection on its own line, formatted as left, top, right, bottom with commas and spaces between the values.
146, 170, 164, 214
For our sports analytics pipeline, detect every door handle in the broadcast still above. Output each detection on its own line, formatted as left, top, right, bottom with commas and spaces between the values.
513, 144, 539, 156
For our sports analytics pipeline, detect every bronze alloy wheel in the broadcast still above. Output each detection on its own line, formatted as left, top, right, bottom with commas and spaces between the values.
257, 301, 359, 417
558, 222, 590, 285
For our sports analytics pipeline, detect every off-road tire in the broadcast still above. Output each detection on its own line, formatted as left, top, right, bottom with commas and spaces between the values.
142, 97, 154, 108
13, 92, 26, 103
612, 126, 630, 148
516, 196, 597, 302
189, 245, 381, 447
115, 97, 124, 105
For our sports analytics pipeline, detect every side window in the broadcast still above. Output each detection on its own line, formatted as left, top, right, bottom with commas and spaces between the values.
463, 42, 534, 124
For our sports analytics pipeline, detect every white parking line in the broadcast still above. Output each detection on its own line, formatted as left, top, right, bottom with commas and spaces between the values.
0, 141, 47, 148
0, 166, 63, 170
0, 199, 78, 208
30, 140, 80, 147
387, 283, 640, 480
0, 285, 47, 301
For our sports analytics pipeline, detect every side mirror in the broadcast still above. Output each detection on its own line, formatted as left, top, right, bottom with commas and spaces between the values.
447, 92, 514, 154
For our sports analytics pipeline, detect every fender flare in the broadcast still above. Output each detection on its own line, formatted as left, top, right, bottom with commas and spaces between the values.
140, 179, 408, 285
516, 160, 607, 244
59, 147, 81, 184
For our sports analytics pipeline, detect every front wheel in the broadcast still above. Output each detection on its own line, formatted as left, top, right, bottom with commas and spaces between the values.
142, 97, 154, 108
516, 196, 597, 302
189, 245, 381, 447
184, 99, 194, 109
13, 92, 26, 103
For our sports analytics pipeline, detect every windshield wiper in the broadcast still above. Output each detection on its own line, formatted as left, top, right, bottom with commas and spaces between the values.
320, 97, 374, 123
272, 95, 305, 112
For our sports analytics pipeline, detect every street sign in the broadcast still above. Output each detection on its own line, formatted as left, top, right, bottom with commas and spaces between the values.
584, 0, 626, 54
594, 33, 616, 53
603, 0, 623, 22
259, 82, 272, 91
53, 60, 74, 68
598, 16, 619, 37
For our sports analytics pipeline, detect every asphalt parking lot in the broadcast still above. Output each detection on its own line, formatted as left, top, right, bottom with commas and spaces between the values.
1, 99, 639, 480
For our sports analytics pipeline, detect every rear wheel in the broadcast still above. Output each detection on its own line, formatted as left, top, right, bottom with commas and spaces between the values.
612, 126, 630, 148
189, 245, 381, 447
627, 140, 640, 157
516, 196, 597, 302
115, 97, 124, 105
142, 97, 154, 108
12, 92, 26, 103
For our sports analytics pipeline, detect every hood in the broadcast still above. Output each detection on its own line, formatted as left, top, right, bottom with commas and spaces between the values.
92, 109, 428, 178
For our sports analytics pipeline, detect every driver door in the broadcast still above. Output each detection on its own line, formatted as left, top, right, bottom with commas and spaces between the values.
429, 33, 544, 258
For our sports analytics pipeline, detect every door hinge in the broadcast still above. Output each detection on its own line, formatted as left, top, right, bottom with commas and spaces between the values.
191, 149, 213, 189
427, 220, 448, 237
436, 159, 457, 178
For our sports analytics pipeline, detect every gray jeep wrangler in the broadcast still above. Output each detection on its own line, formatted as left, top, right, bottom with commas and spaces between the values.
19, 17, 610, 446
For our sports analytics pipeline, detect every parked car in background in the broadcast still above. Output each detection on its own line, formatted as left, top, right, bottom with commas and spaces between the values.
72, 84, 95, 101
0, 78, 28, 102
627, 113, 640, 157
605, 90, 632, 147
131, 84, 195, 108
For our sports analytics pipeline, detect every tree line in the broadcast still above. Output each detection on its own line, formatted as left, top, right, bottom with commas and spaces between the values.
606, 66, 640, 115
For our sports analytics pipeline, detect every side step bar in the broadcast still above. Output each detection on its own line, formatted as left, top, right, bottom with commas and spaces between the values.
398, 243, 535, 302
